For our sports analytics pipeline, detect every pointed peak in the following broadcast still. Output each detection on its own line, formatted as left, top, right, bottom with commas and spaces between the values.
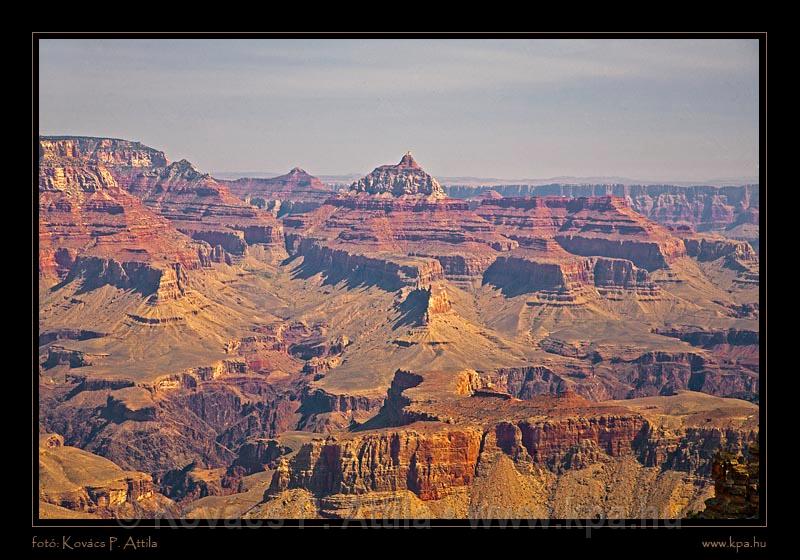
349, 153, 445, 198
398, 151, 420, 169
289, 166, 307, 174
168, 159, 201, 175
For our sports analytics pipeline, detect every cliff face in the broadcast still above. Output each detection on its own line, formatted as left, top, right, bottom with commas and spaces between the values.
291, 238, 446, 291
257, 366, 757, 517
124, 159, 285, 259
40, 137, 286, 275
38, 146, 206, 294
40, 136, 168, 168
683, 236, 757, 262
268, 426, 483, 500
484, 254, 659, 301
260, 399, 755, 518
285, 192, 510, 289
681, 235, 759, 286
700, 443, 760, 519
448, 183, 759, 251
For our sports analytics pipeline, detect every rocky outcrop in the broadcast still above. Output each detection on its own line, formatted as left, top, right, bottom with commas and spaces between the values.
482, 367, 573, 400
495, 414, 645, 472
291, 238, 446, 290
43, 346, 106, 369
681, 235, 759, 287
476, 196, 687, 272
350, 153, 446, 198
159, 463, 245, 502
229, 438, 292, 475
263, 402, 755, 509
610, 351, 759, 402
700, 442, 759, 518
636, 425, 755, 478
39, 138, 285, 271
394, 285, 452, 327
38, 152, 206, 288
39, 329, 106, 346
124, 159, 285, 257
483, 253, 659, 301
555, 235, 683, 272
62, 256, 190, 299
267, 425, 483, 500
482, 343, 758, 403
297, 387, 384, 432
262, 365, 758, 512
683, 236, 757, 263
39, 433, 174, 518
655, 327, 759, 348
484, 256, 582, 295
40, 136, 167, 169
591, 257, 660, 297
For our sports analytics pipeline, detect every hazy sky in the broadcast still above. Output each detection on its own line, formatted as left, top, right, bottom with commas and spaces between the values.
39, 39, 759, 182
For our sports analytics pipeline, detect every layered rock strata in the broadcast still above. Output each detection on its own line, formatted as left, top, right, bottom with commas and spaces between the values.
350, 153, 446, 198
446, 183, 759, 250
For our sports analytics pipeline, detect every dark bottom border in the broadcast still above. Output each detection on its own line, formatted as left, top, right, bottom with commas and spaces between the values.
29, 523, 771, 557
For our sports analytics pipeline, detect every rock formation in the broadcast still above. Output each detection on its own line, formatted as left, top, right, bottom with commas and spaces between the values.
447, 183, 759, 252
222, 167, 333, 216
699, 442, 759, 519
251, 368, 756, 518
124, 159, 285, 261
38, 433, 175, 518
349, 152, 446, 198
38, 143, 206, 295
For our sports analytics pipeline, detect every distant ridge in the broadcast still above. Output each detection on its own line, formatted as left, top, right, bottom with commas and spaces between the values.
214, 170, 758, 188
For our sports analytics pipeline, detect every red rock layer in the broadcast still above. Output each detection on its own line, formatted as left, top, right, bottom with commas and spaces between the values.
477, 196, 687, 271
268, 425, 483, 500
40, 136, 167, 169
447, 183, 758, 233
38, 156, 204, 294
124, 160, 284, 258
287, 190, 515, 288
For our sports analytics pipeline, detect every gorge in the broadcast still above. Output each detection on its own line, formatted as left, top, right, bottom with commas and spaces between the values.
38, 137, 760, 520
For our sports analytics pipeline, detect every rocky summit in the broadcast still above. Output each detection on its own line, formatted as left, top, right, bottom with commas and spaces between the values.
349, 152, 446, 198
38, 137, 760, 521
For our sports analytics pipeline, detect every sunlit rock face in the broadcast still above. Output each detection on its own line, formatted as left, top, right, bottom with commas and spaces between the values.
349, 152, 446, 198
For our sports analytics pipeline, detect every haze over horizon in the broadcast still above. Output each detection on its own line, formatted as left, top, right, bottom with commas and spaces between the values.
39, 39, 759, 183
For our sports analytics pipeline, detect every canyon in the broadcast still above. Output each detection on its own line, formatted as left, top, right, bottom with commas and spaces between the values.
38, 137, 760, 520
